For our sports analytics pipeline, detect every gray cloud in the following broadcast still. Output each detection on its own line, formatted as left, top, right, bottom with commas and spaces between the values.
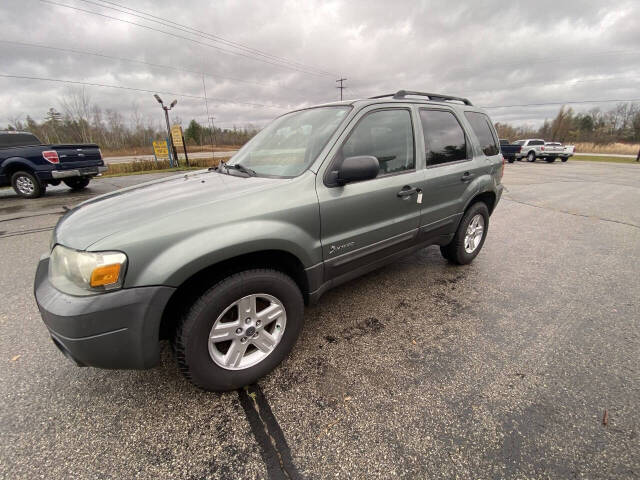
1, 0, 639, 130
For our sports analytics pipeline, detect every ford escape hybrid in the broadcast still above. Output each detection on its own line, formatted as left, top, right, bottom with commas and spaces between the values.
34, 90, 504, 391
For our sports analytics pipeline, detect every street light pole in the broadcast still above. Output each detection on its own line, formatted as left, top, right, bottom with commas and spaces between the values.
154, 94, 179, 166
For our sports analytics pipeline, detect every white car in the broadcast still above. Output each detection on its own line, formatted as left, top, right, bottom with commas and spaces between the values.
514, 139, 572, 163
545, 142, 574, 162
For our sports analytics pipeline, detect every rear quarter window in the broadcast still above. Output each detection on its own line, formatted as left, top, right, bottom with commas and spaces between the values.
464, 112, 499, 156
0, 133, 42, 148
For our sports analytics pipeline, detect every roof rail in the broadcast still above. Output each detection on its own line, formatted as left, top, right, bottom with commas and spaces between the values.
369, 90, 473, 106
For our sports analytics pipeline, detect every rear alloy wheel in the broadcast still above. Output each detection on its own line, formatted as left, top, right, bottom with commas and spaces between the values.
561, 157, 568, 162
440, 202, 489, 265
63, 177, 91, 191
11, 171, 45, 198
507, 158, 515, 163
174, 269, 304, 391
527, 152, 536, 162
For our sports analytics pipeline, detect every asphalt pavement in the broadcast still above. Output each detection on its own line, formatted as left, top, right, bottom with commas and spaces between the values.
1, 161, 639, 479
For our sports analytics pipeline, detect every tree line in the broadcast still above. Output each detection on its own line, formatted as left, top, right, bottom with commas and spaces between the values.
495, 102, 640, 143
5, 89, 259, 149
6, 89, 639, 149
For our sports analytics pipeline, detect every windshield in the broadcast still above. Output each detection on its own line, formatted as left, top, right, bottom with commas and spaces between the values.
229, 106, 351, 177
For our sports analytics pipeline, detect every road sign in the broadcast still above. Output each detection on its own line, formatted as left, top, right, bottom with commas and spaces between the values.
152, 140, 169, 159
171, 125, 184, 147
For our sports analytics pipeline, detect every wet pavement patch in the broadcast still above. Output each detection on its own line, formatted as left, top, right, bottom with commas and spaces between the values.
238, 384, 302, 479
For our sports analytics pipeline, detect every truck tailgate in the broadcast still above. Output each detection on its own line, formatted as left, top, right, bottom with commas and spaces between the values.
53, 144, 102, 167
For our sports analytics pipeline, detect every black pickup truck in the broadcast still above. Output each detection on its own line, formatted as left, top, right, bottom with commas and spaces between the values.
499, 139, 521, 163
0, 131, 106, 198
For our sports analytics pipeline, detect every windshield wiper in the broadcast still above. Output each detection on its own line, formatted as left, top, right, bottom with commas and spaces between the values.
222, 163, 257, 177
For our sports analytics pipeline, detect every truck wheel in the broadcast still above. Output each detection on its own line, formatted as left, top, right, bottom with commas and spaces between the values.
440, 202, 489, 265
11, 171, 45, 198
174, 269, 304, 391
546, 157, 556, 163
527, 152, 536, 162
561, 158, 568, 162
63, 177, 91, 191
507, 158, 515, 163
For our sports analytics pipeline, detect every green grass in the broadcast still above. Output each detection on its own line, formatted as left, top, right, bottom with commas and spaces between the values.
572, 155, 639, 164
102, 156, 231, 177
101, 166, 207, 178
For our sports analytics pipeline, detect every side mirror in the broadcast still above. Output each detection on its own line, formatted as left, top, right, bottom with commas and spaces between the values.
336, 155, 379, 185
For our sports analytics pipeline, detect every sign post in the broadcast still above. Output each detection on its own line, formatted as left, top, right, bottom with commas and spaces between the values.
171, 125, 189, 166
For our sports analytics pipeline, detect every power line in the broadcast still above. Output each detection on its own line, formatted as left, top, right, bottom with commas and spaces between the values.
90, 0, 336, 77
0, 74, 287, 109
40, 0, 334, 78
0, 39, 313, 95
483, 98, 640, 109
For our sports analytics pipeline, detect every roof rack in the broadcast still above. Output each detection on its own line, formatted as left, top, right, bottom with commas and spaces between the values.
369, 90, 473, 106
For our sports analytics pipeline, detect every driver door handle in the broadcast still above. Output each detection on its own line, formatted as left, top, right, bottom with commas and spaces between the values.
397, 186, 419, 197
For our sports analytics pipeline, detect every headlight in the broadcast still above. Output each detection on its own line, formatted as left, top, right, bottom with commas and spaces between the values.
49, 245, 127, 296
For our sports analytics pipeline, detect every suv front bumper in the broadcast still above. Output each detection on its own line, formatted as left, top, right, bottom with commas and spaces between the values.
34, 257, 175, 369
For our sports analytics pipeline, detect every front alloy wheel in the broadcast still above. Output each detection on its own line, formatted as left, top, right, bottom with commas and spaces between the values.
175, 269, 304, 391
208, 293, 287, 370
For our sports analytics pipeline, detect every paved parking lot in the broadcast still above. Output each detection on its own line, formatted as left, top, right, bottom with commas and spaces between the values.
1, 161, 639, 479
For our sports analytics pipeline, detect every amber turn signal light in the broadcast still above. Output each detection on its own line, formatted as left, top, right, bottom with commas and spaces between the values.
90, 264, 121, 287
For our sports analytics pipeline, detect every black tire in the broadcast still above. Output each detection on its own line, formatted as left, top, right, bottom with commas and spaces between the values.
11, 171, 45, 198
507, 158, 515, 163
527, 152, 536, 162
546, 157, 556, 163
440, 202, 490, 265
174, 269, 304, 391
63, 177, 91, 191
561, 157, 568, 162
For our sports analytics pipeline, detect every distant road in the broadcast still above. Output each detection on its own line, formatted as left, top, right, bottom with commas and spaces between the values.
103, 150, 635, 163
104, 150, 237, 164
575, 152, 636, 158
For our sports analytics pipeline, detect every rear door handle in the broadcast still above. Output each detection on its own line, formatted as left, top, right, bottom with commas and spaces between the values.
397, 186, 419, 197
461, 171, 475, 182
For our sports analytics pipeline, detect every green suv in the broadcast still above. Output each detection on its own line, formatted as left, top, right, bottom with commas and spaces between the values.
34, 90, 504, 391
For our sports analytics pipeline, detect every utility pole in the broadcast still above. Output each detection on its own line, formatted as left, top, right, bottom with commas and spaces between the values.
202, 74, 216, 161
153, 94, 179, 166
336, 77, 347, 101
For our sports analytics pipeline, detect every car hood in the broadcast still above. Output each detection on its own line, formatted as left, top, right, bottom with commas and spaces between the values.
53, 170, 287, 250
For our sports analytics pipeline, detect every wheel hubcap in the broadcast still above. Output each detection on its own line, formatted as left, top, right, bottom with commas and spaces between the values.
16, 176, 35, 195
464, 214, 485, 254
208, 293, 286, 370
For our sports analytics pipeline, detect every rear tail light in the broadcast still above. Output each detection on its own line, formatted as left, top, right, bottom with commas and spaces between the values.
541, 146, 545, 151
42, 151, 59, 164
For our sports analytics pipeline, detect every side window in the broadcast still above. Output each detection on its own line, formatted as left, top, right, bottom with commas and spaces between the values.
340, 109, 415, 175
420, 110, 468, 166
464, 111, 499, 156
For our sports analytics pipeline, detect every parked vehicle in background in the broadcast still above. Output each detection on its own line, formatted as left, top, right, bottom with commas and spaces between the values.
545, 142, 574, 162
0, 131, 106, 198
34, 90, 504, 391
499, 139, 521, 163
513, 138, 562, 163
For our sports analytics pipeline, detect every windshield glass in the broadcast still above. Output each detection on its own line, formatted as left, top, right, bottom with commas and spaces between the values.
229, 106, 351, 177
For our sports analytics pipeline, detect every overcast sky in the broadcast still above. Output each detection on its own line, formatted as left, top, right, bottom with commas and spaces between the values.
1, 0, 639, 131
